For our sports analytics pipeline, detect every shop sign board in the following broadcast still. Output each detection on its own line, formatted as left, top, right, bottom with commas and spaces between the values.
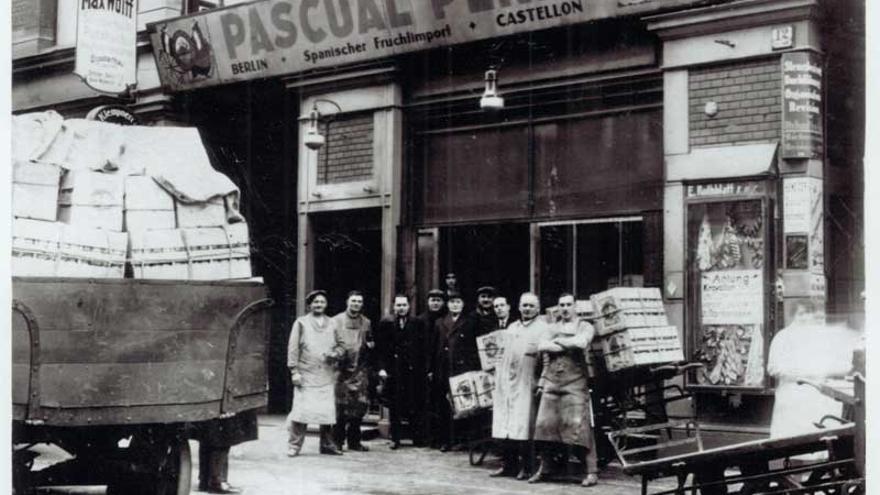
75, 0, 138, 95
686, 181, 766, 199
86, 105, 140, 126
700, 269, 764, 325
148, 0, 706, 92
781, 51, 823, 159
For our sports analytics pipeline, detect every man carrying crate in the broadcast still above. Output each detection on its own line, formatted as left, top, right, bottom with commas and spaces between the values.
529, 293, 599, 487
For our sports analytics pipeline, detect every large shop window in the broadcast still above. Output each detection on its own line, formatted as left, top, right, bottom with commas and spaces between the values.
416, 109, 663, 225
438, 223, 531, 303
539, 220, 645, 309
686, 199, 771, 389
419, 126, 530, 224
533, 111, 663, 218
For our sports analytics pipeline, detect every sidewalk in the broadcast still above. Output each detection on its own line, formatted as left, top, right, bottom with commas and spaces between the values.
217, 415, 669, 495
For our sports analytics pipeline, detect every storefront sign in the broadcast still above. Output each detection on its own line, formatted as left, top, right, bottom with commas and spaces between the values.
686, 181, 766, 198
86, 105, 140, 125
149, 0, 706, 92
75, 0, 138, 94
700, 269, 764, 325
781, 51, 823, 159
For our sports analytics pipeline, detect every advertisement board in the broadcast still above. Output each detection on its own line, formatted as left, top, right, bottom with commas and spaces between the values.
781, 51, 823, 159
149, 0, 707, 92
75, 0, 138, 94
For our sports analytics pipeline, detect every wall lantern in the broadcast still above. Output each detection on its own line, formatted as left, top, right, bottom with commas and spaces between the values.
479, 69, 505, 111
303, 99, 342, 151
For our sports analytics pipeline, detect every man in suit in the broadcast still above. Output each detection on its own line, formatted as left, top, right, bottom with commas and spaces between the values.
493, 296, 513, 330
429, 290, 465, 451
376, 294, 431, 449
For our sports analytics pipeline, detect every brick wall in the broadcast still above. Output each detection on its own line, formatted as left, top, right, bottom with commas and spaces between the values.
317, 113, 374, 185
689, 58, 781, 148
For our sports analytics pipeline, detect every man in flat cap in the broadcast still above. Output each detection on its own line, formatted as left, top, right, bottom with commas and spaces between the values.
445, 286, 497, 443
287, 290, 346, 457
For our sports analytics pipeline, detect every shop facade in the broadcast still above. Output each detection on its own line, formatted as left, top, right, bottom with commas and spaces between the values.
14, 0, 864, 431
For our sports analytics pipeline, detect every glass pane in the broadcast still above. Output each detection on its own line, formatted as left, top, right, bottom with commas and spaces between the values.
533, 111, 664, 218
575, 222, 621, 299
687, 200, 766, 388
440, 224, 531, 307
621, 221, 646, 285
420, 126, 530, 224
539, 225, 573, 310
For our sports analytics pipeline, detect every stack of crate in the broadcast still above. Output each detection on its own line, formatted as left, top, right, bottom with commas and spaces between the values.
11, 114, 253, 281
591, 288, 684, 373
12, 162, 128, 278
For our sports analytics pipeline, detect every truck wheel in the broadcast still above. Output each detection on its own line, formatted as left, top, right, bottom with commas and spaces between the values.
106, 438, 191, 495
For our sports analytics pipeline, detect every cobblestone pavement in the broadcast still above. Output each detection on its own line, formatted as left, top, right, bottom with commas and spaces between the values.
220, 415, 670, 495
29, 415, 677, 494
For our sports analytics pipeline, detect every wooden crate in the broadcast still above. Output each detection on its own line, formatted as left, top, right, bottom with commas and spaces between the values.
476, 330, 508, 371
13, 161, 62, 221
600, 326, 683, 373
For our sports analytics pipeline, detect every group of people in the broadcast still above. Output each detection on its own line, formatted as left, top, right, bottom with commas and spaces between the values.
286, 282, 601, 487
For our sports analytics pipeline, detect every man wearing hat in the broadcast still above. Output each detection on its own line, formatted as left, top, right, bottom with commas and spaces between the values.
429, 289, 466, 450
287, 290, 346, 457
448, 286, 497, 376
444, 286, 497, 443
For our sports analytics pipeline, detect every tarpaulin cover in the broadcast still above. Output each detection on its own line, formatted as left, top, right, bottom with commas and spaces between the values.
15, 112, 240, 206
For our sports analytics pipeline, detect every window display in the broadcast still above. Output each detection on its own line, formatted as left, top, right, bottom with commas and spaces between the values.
688, 199, 768, 388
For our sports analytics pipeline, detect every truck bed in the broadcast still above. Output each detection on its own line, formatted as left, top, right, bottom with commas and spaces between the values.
12, 277, 271, 427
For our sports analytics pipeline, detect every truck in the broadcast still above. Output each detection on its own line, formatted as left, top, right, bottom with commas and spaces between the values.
11, 276, 272, 495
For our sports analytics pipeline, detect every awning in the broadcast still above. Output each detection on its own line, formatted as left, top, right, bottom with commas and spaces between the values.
666, 142, 779, 182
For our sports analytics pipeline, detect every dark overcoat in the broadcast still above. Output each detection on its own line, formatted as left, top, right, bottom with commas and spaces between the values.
377, 316, 431, 415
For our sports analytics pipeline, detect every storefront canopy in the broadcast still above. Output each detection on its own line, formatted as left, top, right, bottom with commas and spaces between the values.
666, 142, 779, 182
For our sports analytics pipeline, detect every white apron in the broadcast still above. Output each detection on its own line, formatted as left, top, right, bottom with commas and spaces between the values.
288, 314, 340, 425
492, 318, 547, 441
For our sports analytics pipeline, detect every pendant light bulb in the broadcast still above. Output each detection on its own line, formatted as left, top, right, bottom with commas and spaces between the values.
480, 69, 504, 111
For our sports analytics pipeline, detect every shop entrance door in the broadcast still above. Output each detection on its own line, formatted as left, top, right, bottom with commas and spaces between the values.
312, 208, 383, 322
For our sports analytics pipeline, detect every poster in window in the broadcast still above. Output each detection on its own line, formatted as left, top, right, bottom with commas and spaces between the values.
690, 200, 766, 387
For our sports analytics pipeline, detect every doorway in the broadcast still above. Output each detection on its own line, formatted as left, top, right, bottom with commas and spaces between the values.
312, 208, 383, 322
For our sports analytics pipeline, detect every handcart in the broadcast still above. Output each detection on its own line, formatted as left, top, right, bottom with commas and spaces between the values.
466, 359, 704, 468
606, 374, 865, 494
590, 361, 704, 463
